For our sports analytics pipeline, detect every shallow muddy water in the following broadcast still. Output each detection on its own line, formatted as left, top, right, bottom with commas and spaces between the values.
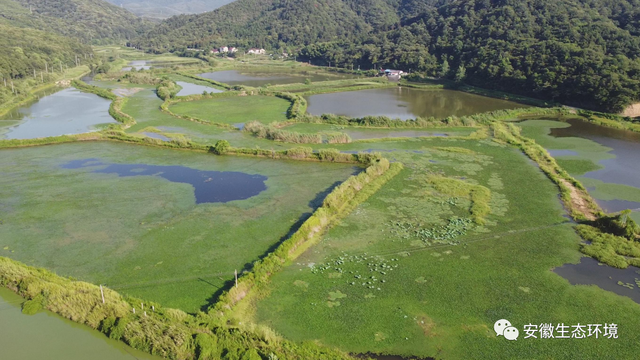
305, 87, 529, 120
198, 70, 350, 87
175, 81, 224, 96
0, 288, 161, 360
0, 87, 115, 139
62, 158, 268, 204
554, 257, 640, 304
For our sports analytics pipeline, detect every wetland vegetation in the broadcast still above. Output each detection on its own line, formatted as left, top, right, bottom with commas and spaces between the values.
2, 46, 640, 360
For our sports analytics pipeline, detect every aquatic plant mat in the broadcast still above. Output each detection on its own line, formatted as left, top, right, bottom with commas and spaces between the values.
0, 142, 357, 312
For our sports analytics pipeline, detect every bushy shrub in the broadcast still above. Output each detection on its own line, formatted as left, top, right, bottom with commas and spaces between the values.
212, 140, 231, 154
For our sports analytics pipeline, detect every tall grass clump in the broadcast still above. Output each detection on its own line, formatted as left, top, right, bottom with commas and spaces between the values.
327, 132, 352, 144
243, 121, 322, 143
577, 225, 640, 269
427, 175, 491, 224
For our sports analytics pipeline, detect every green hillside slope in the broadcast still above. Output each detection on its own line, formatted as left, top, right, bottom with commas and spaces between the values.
0, 0, 147, 42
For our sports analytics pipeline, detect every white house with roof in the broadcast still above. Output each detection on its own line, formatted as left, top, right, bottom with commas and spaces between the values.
247, 48, 266, 55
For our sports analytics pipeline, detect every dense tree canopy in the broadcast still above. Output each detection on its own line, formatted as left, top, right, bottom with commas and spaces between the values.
102, 0, 236, 19
0, 0, 148, 43
133, 0, 640, 112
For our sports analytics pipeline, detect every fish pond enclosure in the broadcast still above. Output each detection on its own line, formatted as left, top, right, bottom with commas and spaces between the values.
1, 51, 640, 360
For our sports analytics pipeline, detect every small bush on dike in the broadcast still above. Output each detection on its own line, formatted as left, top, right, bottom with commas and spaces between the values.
212, 140, 231, 154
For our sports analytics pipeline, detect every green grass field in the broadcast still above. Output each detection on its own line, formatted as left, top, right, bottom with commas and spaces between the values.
169, 96, 290, 126
255, 139, 640, 359
0, 142, 356, 313
122, 87, 294, 149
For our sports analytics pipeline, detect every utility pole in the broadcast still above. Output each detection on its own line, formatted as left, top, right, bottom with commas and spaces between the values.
234, 269, 238, 288
11, 81, 15, 94
100, 285, 105, 304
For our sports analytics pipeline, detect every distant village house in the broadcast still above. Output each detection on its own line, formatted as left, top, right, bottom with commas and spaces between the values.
247, 48, 266, 55
215, 46, 238, 54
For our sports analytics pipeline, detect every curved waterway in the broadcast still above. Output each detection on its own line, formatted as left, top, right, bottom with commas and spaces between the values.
0, 87, 115, 139
0, 288, 161, 360
305, 87, 530, 120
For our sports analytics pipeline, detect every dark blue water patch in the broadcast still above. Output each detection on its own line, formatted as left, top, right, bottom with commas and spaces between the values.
61, 159, 268, 204
554, 257, 640, 304
142, 132, 170, 142
547, 149, 579, 157
594, 199, 640, 213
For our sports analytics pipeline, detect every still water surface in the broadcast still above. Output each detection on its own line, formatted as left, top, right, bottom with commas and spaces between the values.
176, 81, 224, 96
539, 118, 640, 301
554, 257, 640, 304
305, 87, 529, 119
0, 87, 114, 139
0, 287, 161, 360
550, 118, 640, 189
62, 158, 268, 204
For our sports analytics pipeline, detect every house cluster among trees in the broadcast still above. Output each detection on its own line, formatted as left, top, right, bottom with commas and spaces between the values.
210, 46, 237, 54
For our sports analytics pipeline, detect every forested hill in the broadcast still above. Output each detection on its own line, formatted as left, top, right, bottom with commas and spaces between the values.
132, 0, 640, 112
0, 24, 92, 79
0, 0, 148, 43
130, 0, 434, 52
102, 0, 237, 19
301, 0, 640, 112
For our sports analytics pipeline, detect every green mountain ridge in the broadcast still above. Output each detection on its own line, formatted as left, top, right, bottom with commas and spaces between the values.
132, 0, 640, 112
0, 0, 147, 43
103, 0, 236, 19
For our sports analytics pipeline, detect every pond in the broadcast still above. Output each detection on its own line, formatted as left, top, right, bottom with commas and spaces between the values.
519, 118, 640, 217
550, 118, 640, 189
175, 81, 224, 96
0, 87, 115, 139
553, 257, 640, 304
305, 87, 530, 120
197, 70, 353, 87
0, 288, 161, 360
61, 158, 268, 204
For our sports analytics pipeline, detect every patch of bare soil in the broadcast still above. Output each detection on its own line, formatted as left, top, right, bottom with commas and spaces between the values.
559, 178, 596, 220
621, 103, 640, 117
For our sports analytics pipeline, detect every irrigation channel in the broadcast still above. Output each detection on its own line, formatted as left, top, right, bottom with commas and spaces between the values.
0, 287, 161, 360
0, 87, 114, 139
